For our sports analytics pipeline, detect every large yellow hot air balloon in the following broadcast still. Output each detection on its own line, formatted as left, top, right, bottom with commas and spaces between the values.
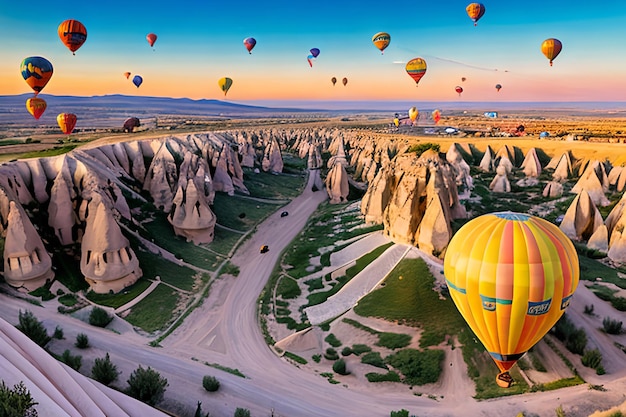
408, 106, 418, 123
372, 32, 391, 54
444, 212, 578, 388
541, 38, 562, 66
405, 58, 427, 86
218, 77, 233, 96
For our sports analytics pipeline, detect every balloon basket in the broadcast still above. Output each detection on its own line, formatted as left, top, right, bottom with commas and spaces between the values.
496, 372, 513, 388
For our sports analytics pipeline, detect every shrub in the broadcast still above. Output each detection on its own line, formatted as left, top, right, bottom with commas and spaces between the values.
603, 317, 623, 334
390, 410, 409, 417
234, 408, 251, 417
332, 358, 349, 375
60, 349, 82, 371
16, 310, 51, 348
202, 375, 220, 392
75, 333, 90, 349
361, 352, 388, 369
376, 332, 412, 349
583, 304, 595, 315
53, 325, 64, 339
0, 381, 38, 416
91, 353, 120, 386
581, 349, 603, 370
325, 333, 342, 347
366, 371, 401, 383
385, 349, 445, 385
351, 344, 372, 355
552, 315, 587, 355
126, 366, 168, 406
312, 354, 321, 363
341, 347, 353, 356
89, 307, 113, 328
324, 348, 339, 361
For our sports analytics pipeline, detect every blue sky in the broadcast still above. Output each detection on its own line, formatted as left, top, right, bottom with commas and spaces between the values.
2, 0, 626, 102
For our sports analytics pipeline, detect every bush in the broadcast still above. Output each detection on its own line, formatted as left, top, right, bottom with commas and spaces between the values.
325, 333, 342, 347
583, 304, 595, 315
385, 349, 445, 385
390, 410, 409, 417
234, 408, 251, 417
60, 349, 82, 371
333, 358, 349, 375
75, 333, 90, 349
581, 349, 603, 370
0, 381, 38, 416
603, 317, 623, 334
351, 344, 372, 355
366, 371, 401, 383
89, 307, 113, 327
552, 315, 587, 355
324, 348, 339, 361
341, 347, 352, 356
361, 352, 388, 369
91, 353, 120, 386
126, 366, 168, 406
53, 325, 64, 339
202, 375, 220, 392
16, 310, 51, 348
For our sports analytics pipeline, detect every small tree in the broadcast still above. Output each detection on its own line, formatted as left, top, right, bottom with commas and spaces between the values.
16, 310, 50, 348
75, 333, 90, 349
53, 325, 64, 340
60, 349, 82, 371
91, 353, 120, 386
0, 381, 38, 417
195, 401, 210, 417
202, 375, 220, 392
603, 317, 623, 334
89, 307, 113, 328
333, 358, 350, 375
234, 408, 250, 417
390, 410, 409, 417
126, 366, 168, 406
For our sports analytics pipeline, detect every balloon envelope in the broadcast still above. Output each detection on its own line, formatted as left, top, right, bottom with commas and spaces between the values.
26, 97, 47, 120
466, 3, 486, 26
243, 37, 257, 53
408, 106, 418, 122
455, 86, 463, 96
307, 55, 315, 67
20, 56, 53, 95
342, 77, 348, 86
132, 75, 143, 88
495, 84, 502, 92
58, 19, 87, 54
218, 77, 233, 96
405, 58, 427, 86
57, 113, 77, 135
331, 77, 337, 86
444, 212, 579, 387
372, 32, 391, 54
310, 48, 320, 58
123, 72, 131, 79
432, 109, 441, 124
146, 33, 157, 47
541, 38, 562, 66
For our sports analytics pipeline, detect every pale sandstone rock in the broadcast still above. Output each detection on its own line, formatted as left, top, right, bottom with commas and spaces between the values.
48, 164, 78, 246
542, 181, 564, 198
521, 147, 542, 177
559, 189, 604, 241
326, 162, 350, 204
550, 152, 574, 181
479, 145, 495, 172
262, 137, 284, 173
489, 165, 511, 192
143, 142, 177, 211
23, 158, 49, 203
168, 179, 217, 244
571, 160, 610, 207
588, 224, 609, 253
3, 201, 54, 291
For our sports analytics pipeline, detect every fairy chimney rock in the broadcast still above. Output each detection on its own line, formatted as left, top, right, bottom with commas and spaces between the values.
489, 165, 511, 193
559, 189, 603, 241
326, 162, 350, 204
168, 179, 217, 244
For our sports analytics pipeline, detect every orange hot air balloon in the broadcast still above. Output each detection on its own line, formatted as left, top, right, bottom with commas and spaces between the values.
146, 33, 158, 48
26, 97, 47, 120
331, 77, 337, 86
57, 113, 77, 135
342, 77, 348, 86
372, 32, 391, 54
455, 86, 463, 96
444, 212, 578, 388
405, 58, 427, 86
123, 72, 131, 79
432, 109, 441, 124
20, 56, 53, 95
541, 38, 562, 66
466, 3, 486, 26
58, 20, 87, 55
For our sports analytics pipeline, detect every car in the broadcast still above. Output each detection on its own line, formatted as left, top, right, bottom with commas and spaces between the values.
260, 245, 269, 253
280, 211, 289, 217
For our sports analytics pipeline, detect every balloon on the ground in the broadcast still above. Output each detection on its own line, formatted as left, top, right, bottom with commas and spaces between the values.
405, 58, 427, 86
58, 19, 87, 55
342, 77, 348, 86
218, 77, 233, 96
146, 33, 158, 48
57, 113, 77, 134
541, 38, 562, 66
372, 32, 391, 54
444, 212, 579, 388
243, 37, 257, 53
132, 75, 143, 88
26, 97, 47, 120
466, 3, 486, 26
432, 109, 441, 124
20, 56, 53, 95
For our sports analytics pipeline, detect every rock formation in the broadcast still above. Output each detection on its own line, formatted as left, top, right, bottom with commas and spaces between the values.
479, 145, 495, 172
80, 195, 142, 294
608, 166, 626, 192
262, 137, 284, 173
571, 160, 610, 206
549, 152, 574, 182
446, 143, 473, 190
542, 181, 564, 198
588, 224, 609, 253
559, 189, 603, 241
520, 147, 542, 177
3, 201, 54, 291
168, 179, 217, 244
326, 162, 350, 204
489, 165, 511, 193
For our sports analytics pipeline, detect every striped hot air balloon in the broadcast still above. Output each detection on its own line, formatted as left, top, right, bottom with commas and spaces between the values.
405, 58, 427, 86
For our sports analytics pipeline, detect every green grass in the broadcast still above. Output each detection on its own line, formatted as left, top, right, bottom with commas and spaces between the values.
204, 362, 246, 378
242, 169, 306, 199
134, 247, 199, 292
284, 351, 307, 364
86, 279, 152, 308
211, 193, 281, 231
124, 284, 180, 332
276, 276, 301, 299
209, 227, 245, 256
18, 145, 78, 159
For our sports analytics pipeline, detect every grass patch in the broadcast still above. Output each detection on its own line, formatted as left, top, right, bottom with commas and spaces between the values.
276, 276, 301, 299
365, 371, 401, 383
204, 362, 246, 378
123, 284, 180, 332
377, 332, 412, 349
18, 145, 78, 159
86, 279, 152, 309
134, 247, 199, 292
361, 352, 388, 369
385, 348, 445, 385
242, 169, 306, 200
212, 192, 280, 231
284, 351, 307, 364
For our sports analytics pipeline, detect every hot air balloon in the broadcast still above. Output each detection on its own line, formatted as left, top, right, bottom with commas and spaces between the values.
432, 109, 441, 124
123, 72, 131, 79
218, 77, 233, 96
20, 56, 53, 95
455, 86, 463, 96
444, 212, 579, 388
58, 19, 87, 55
132, 75, 143, 88
310, 48, 320, 58
495, 83, 502, 92
146, 33, 158, 48
405, 58, 427, 86
408, 106, 418, 123
466, 3, 486, 26
342, 77, 348, 86
243, 37, 257, 54
123, 117, 141, 133
461, 77, 467, 82
26, 97, 47, 120
307, 55, 315, 67
331, 77, 337, 86
541, 38, 562, 66
372, 32, 391, 54
57, 113, 77, 135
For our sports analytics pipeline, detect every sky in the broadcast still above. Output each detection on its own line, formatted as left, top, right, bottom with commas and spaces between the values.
2, 0, 626, 104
